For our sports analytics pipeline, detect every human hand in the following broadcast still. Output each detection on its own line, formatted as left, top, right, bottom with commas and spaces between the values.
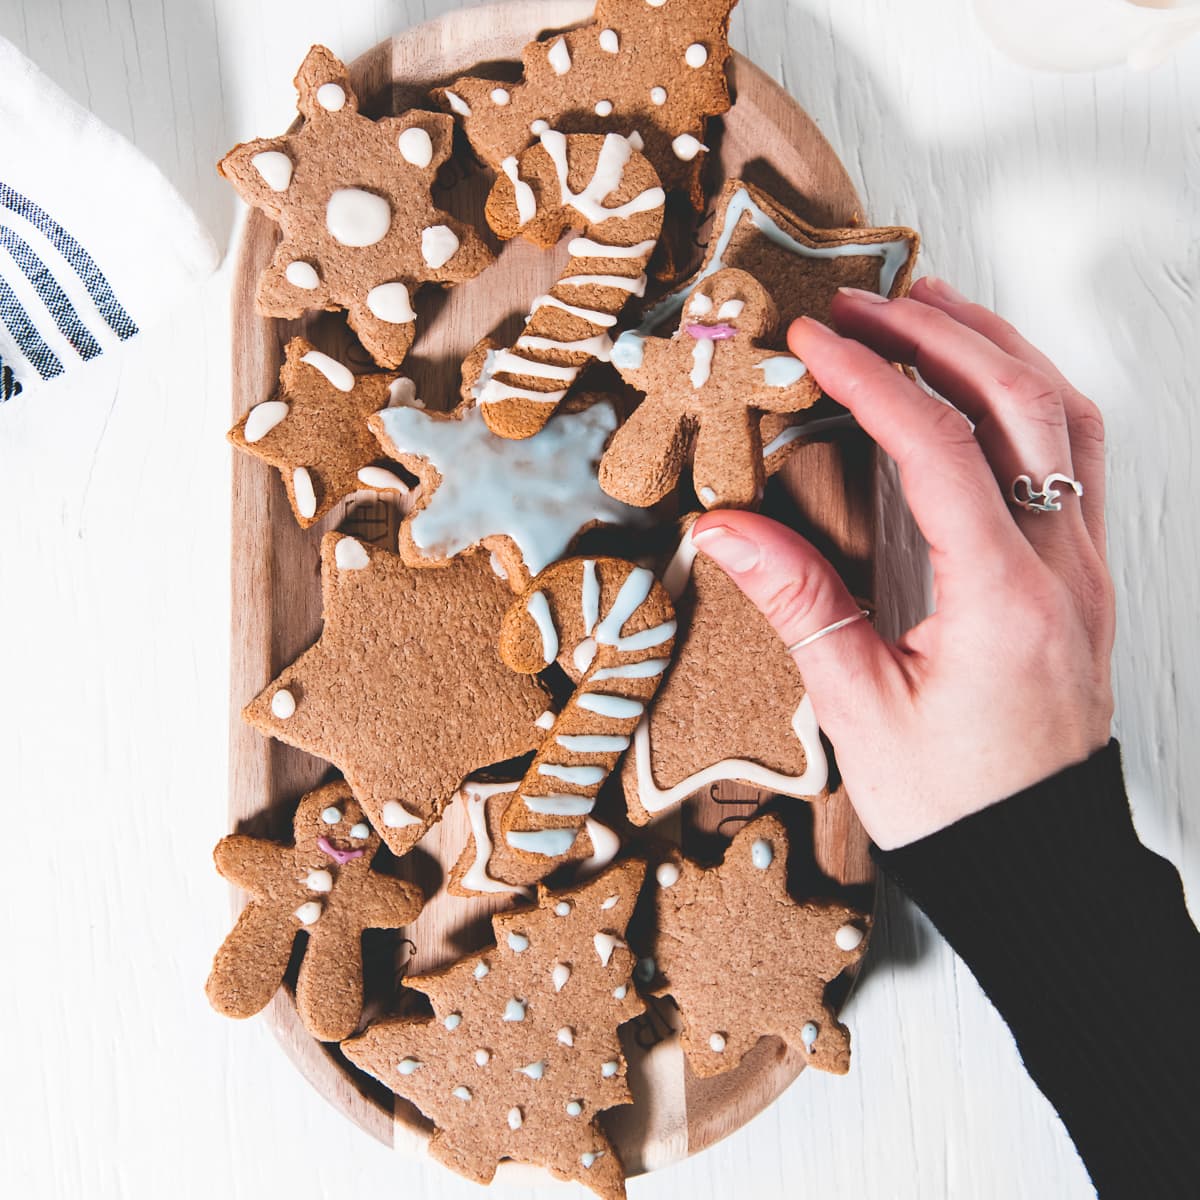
691, 277, 1115, 850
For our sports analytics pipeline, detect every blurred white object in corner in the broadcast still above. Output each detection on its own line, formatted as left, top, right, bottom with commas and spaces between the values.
975, 0, 1200, 70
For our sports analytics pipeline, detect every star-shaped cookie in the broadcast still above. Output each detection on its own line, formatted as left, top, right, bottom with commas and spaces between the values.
434, 0, 738, 208
343, 859, 646, 1200
219, 45, 492, 368
621, 521, 828, 826
650, 814, 868, 1077
228, 336, 414, 527
369, 388, 644, 590
206, 780, 424, 1041
242, 533, 549, 857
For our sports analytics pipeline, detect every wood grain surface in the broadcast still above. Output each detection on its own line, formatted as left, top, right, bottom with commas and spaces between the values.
228, 1, 881, 1174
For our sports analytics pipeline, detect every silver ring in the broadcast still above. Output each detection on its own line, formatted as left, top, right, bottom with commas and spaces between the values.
1010, 473, 1084, 513
786, 609, 870, 653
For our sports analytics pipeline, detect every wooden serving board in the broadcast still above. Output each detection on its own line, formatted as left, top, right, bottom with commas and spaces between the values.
229, 0, 882, 1179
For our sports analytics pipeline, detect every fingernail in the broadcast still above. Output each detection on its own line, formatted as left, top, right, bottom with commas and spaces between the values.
692, 525, 761, 573
923, 276, 968, 303
836, 286, 888, 305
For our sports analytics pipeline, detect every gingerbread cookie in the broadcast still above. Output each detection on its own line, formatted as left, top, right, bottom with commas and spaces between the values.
600, 267, 821, 510
369, 389, 643, 590
227, 336, 413, 527
342, 859, 647, 1200
472, 131, 664, 439
242, 533, 549, 858
451, 558, 675, 890
435, 0, 738, 209
219, 45, 492, 368
650, 814, 868, 1077
206, 780, 424, 1042
622, 521, 828, 825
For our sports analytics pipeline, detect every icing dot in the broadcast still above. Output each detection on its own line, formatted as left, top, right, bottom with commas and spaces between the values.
284, 261, 319, 290
655, 862, 680, 888
751, 838, 774, 869
490, 87, 511, 106
366, 281, 415, 324
397, 1057, 422, 1075
507, 932, 530, 953
634, 956, 656, 983
557, 1026, 574, 1046
397, 126, 434, 168
530, 118, 549, 134
294, 900, 322, 925
709, 1032, 727, 1052
552, 963, 570, 992
613, 985, 627, 1000
243, 399, 289, 443
582, 1151, 604, 1169
594, 932, 620, 966
554, 900, 572, 916
836, 923, 865, 951
320, 806, 341, 824
801, 1022, 819, 1050
452, 1086, 472, 1101
507, 1107, 523, 1130
250, 150, 292, 191
600, 895, 619, 910
335, 537, 370, 571
316, 82, 346, 111
650, 86, 667, 106
444, 90, 471, 117
598, 28, 619, 53
573, 638, 597, 673
503, 998, 526, 1022
518, 1060, 546, 1080
474, 1048, 490, 1066
444, 1013, 462, 1030
535, 709, 555, 730
646, 0, 668, 6
601, 1060, 618, 1078
292, 467, 317, 519
325, 187, 391, 247
357, 465, 409, 492
421, 224, 460, 269
718, 299, 745, 320
349, 822, 370, 839
566, 1100, 583, 1116
474, 962, 490, 980
594, 100, 613, 117
698, 486, 717, 505
627, 129, 644, 152
685, 43, 708, 68
547, 37, 571, 75
305, 869, 333, 893
672, 133, 707, 161
381, 800, 421, 828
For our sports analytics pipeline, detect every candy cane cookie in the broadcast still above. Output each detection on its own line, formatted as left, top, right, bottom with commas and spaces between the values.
470, 131, 665, 440
451, 557, 676, 890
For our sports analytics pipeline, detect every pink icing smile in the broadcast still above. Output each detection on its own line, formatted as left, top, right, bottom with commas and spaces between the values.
686, 322, 737, 340
318, 836, 365, 865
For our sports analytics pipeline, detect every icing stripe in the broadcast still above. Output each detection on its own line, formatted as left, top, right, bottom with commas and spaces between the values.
594, 567, 655, 644
555, 733, 631, 752
522, 793, 597, 816
581, 559, 600, 635
589, 658, 669, 682
516, 332, 613, 360
529, 294, 618, 326
507, 828, 579, 856
558, 273, 647, 295
526, 591, 559, 664
491, 349, 579, 381
478, 378, 568, 405
537, 763, 607, 785
577, 693, 645, 719
567, 237, 658, 259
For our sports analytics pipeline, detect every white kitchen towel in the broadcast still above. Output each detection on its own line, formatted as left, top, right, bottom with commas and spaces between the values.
0, 36, 219, 403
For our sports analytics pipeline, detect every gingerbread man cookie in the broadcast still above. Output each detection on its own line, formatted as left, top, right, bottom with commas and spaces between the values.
649, 815, 868, 1077
219, 45, 492, 368
206, 781, 424, 1042
228, 336, 414, 527
342, 859, 647, 1200
600, 267, 819, 510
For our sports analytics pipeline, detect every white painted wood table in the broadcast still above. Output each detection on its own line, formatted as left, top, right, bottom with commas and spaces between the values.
1, 2, 1196, 1197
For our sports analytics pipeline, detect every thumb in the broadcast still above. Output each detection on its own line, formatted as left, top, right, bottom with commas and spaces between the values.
690, 511, 894, 731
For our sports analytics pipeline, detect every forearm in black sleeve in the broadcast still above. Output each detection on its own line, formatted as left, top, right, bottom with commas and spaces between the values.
874, 741, 1200, 1199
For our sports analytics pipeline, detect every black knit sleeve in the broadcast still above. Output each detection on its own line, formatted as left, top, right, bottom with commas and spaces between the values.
873, 741, 1200, 1199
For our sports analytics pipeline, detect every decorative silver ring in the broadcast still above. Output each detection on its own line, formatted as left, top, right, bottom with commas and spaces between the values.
786, 609, 870, 654
1010, 473, 1084, 513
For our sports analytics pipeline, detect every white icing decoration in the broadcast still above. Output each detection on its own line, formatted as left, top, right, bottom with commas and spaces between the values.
476, 380, 567, 406
801, 1022, 819, 1049
325, 187, 391, 247
558, 1028, 575, 1047
685, 43, 708, 68
650, 86, 667, 106
444, 90, 471, 117
475, 1048, 490, 1065
581, 819, 620, 872
294, 900, 322, 925
567, 237, 658, 260
528, 294, 618, 327
516, 333, 614, 359
537, 763, 606, 785
525, 591, 559, 664
518, 1060, 546, 1080
599, 28, 619, 52
474, 962, 490, 979
251, 150, 292, 191
490, 552, 509, 581
690, 338, 715, 389
374, 399, 638, 578
316, 82, 346, 111
760, 414, 856, 460
381, 800, 422, 828
530, 118, 549, 135
582, 1151, 604, 1169
751, 838, 774, 869
397, 1057, 422, 1075
689, 293, 714, 316
593, 567, 653, 644
594, 932, 621, 967
600, 895, 619, 910
577, 693, 644, 719
490, 350, 578, 382
555, 733, 630, 753
444, 1013, 462, 1030
709, 1032, 726, 1052
559, 273, 647, 295
300, 350, 354, 392
366, 282, 415, 324
243, 400, 289, 443
655, 862, 680, 888
595, 100, 613, 117
291, 468, 317, 519
535, 710, 555, 730
613, 984, 627, 999
552, 963, 570, 992
305, 868, 333, 893
717, 299, 744, 319
349, 823, 369, 839
460, 782, 532, 897
581, 559, 600, 635
507, 932, 530, 952
589, 658, 668, 682
698, 486, 717, 504
321, 806, 341, 824
490, 87, 511, 106
506, 828, 578, 856
421, 225, 460, 269
547, 37, 571, 74
626, 129, 644, 152
757, 355, 808, 387
335, 537, 370, 571
671, 134, 707, 161
397, 126, 434, 168
507, 1107, 523, 1130
522, 793, 596, 816
836, 924, 865, 951
503, 998, 526, 1021
573, 637, 597, 673
357, 466, 409, 492
538, 129, 666, 225
601, 1061, 618, 1078
453, 1086, 472, 1101
555, 900, 572, 916
284, 261, 319, 290
566, 1099, 583, 1115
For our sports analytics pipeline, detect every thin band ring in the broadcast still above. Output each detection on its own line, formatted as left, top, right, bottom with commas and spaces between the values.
786, 609, 870, 654
1009, 472, 1084, 514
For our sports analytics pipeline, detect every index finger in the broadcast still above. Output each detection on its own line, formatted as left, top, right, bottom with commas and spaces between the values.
787, 316, 1026, 565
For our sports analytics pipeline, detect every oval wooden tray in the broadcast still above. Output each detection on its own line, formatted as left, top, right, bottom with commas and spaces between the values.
229, 0, 878, 1180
